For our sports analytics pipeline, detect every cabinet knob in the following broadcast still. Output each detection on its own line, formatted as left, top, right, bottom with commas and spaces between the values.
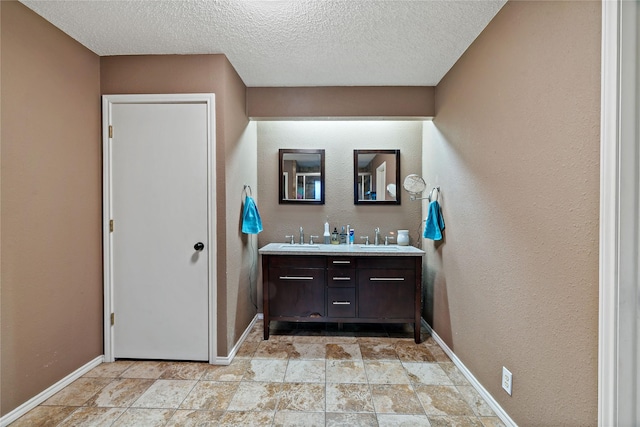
194, 242, 204, 251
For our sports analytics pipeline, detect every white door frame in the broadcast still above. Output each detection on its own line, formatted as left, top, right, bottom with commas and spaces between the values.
376, 162, 386, 201
599, 1, 639, 424
102, 93, 217, 364
283, 172, 289, 199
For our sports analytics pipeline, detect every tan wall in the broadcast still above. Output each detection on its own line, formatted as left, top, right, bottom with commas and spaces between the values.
256, 121, 423, 284
247, 86, 435, 118
0, 0, 602, 421
220, 59, 258, 352
424, 1, 601, 424
101, 54, 255, 356
1, 1, 102, 415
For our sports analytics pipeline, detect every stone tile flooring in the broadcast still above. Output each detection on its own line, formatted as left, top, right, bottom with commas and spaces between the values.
10, 321, 505, 426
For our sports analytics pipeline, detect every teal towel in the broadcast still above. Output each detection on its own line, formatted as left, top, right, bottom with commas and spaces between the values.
424, 200, 445, 240
242, 195, 263, 234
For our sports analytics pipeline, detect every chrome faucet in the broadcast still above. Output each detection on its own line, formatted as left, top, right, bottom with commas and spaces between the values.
299, 227, 304, 245
374, 227, 381, 245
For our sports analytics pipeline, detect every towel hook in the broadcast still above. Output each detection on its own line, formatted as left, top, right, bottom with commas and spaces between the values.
243, 184, 252, 197
428, 186, 440, 202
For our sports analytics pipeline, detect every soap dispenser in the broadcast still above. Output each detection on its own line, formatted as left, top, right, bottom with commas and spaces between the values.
331, 227, 340, 244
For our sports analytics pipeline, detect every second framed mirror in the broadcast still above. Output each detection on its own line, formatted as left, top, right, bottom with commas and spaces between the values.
354, 149, 401, 205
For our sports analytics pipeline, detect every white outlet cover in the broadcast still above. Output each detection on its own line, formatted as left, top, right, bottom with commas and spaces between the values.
502, 366, 513, 395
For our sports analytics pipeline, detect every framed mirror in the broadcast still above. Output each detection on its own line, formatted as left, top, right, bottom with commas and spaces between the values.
354, 149, 401, 205
279, 149, 325, 204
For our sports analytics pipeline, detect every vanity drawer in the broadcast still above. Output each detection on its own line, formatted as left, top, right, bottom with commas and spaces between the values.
356, 256, 415, 270
267, 256, 326, 269
328, 269, 355, 287
358, 268, 415, 319
327, 288, 356, 318
268, 267, 325, 317
328, 256, 355, 268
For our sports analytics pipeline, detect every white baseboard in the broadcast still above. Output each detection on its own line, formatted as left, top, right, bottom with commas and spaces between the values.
422, 320, 518, 427
213, 313, 260, 365
0, 355, 104, 427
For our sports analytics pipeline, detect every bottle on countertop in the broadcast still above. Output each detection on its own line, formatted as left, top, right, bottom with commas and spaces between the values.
397, 229, 409, 246
331, 227, 340, 244
324, 220, 331, 244
340, 226, 347, 244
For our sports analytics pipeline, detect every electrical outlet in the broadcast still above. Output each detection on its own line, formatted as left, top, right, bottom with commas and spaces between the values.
502, 366, 513, 395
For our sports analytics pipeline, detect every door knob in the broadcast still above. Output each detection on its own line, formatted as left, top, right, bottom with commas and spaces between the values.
194, 242, 204, 251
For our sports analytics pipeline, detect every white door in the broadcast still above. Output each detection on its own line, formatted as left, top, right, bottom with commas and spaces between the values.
104, 95, 215, 361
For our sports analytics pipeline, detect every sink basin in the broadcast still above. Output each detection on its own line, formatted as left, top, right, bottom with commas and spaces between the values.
278, 244, 320, 250
358, 245, 400, 251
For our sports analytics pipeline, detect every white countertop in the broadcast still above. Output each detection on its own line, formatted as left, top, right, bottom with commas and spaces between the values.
258, 243, 424, 256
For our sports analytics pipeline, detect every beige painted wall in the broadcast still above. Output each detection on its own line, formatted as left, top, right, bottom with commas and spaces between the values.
247, 86, 435, 118
424, 1, 601, 424
101, 54, 256, 356
220, 59, 260, 351
256, 121, 423, 308
1, 1, 102, 415
1, 0, 602, 422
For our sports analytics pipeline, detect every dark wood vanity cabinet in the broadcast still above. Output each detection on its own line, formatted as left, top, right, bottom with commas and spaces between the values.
262, 254, 422, 343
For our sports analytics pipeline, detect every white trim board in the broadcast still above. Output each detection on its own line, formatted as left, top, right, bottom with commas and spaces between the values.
101, 93, 217, 364
598, 1, 619, 422
598, 1, 640, 425
0, 356, 104, 427
422, 320, 518, 427
214, 314, 260, 365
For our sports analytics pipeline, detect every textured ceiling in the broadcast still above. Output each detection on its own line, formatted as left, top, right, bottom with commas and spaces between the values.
20, 0, 506, 87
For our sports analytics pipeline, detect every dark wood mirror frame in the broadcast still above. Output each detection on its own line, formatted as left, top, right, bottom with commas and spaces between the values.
353, 149, 401, 205
279, 149, 325, 205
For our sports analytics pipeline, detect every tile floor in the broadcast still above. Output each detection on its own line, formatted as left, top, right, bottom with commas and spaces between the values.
10, 321, 505, 427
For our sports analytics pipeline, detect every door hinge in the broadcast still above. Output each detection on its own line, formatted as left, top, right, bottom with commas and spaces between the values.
110, 313, 115, 326
109, 219, 114, 232
108, 125, 113, 138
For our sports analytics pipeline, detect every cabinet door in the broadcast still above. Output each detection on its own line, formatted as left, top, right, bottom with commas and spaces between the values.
358, 269, 415, 319
268, 268, 325, 317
